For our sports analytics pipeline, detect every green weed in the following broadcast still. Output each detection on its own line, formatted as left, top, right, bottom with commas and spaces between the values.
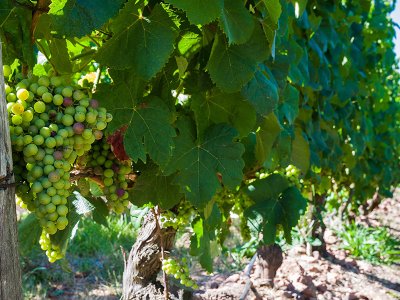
336, 222, 400, 265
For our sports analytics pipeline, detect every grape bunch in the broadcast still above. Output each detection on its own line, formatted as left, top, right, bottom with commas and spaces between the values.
5, 68, 112, 261
39, 230, 64, 263
284, 164, 301, 188
161, 258, 198, 289
159, 201, 195, 229
77, 139, 131, 214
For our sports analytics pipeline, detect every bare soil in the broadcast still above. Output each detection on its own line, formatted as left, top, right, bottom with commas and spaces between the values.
194, 192, 400, 300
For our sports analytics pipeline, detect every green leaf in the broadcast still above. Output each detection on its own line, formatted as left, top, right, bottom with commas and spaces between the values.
245, 177, 307, 244
280, 84, 299, 125
48, 0, 125, 38
242, 65, 279, 115
219, 0, 255, 45
124, 96, 176, 168
0, 6, 35, 67
255, 113, 282, 165
18, 214, 42, 255
50, 191, 94, 250
87, 197, 109, 227
191, 90, 256, 138
95, 69, 145, 132
166, 0, 223, 25
96, 3, 178, 80
47, 38, 73, 74
190, 217, 213, 272
290, 129, 310, 174
263, 0, 282, 24
166, 119, 245, 208
129, 164, 182, 210
207, 25, 269, 92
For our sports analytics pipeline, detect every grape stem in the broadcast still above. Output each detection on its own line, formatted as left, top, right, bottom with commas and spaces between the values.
151, 206, 169, 300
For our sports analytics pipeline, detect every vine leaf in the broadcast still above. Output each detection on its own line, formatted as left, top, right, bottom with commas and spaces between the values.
123, 96, 176, 168
97, 3, 178, 80
166, 118, 245, 208
47, 0, 125, 38
190, 217, 213, 272
219, 0, 255, 45
242, 65, 279, 116
166, 0, 223, 25
255, 113, 282, 165
290, 129, 310, 174
207, 25, 268, 92
244, 175, 307, 244
191, 90, 256, 138
129, 164, 182, 210
95, 69, 145, 132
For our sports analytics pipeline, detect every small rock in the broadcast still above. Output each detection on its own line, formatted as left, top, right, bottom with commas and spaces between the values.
345, 292, 359, 300
345, 258, 358, 267
316, 283, 328, 293
313, 251, 321, 260
208, 282, 219, 289
293, 281, 317, 298
326, 272, 338, 284
225, 273, 240, 283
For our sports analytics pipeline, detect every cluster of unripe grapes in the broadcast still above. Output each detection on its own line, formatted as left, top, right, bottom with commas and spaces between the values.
161, 258, 198, 289
39, 231, 63, 263
5, 67, 112, 262
77, 140, 131, 214
159, 201, 195, 229
284, 164, 301, 188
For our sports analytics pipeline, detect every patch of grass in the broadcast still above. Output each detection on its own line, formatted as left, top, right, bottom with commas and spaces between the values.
336, 222, 400, 265
20, 214, 137, 299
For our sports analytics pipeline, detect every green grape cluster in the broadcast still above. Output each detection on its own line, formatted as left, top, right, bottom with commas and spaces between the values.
161, 258, 198, 289
5, 68, 112, 262
159, 211, 180, 229
82, 139, 131, 214
284, 164, 301, 188
39, 230, 64, 263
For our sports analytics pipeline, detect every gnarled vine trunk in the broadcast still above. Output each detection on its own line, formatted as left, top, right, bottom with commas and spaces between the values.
122, 212, 177, 300
306, 193, 327, 256
0, 39, 23, 300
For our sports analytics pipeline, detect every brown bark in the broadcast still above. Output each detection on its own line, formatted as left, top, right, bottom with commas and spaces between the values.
307, 193, 327, 256
0, 39, 23, 300
122, 212, 177, 300
253, 244, 283, 287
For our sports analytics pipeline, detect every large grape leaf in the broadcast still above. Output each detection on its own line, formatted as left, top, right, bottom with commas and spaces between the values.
166, 118, 245, 208
129, 164, 182, 210
166, 0, 223, 25
95, 69, 145, 132
191, 90, 256, 138
244, 175, 307, 244
255, 113, 282, 165
242, 65, 279, 115
290, 129, 310, 174
124, 96, 176, 168
219, 0, 255, 45
0, 4, 35, 67
96, 3, 178, 80
47, 0, 125, 37
207, 25, 269, 92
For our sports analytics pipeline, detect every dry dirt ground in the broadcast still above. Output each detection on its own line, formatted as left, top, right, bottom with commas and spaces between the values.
41, 193, 400, 300
193, 193, 400, 300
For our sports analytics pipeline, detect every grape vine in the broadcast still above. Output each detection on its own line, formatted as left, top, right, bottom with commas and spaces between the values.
1, 0, 399, 285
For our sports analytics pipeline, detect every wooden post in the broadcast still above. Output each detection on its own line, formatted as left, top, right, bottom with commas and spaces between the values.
0, 39, 23, 300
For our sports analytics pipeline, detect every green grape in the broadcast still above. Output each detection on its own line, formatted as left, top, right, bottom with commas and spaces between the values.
17, 89, 29, 101
3, 65, 12, 77
34, 101, 46, 113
